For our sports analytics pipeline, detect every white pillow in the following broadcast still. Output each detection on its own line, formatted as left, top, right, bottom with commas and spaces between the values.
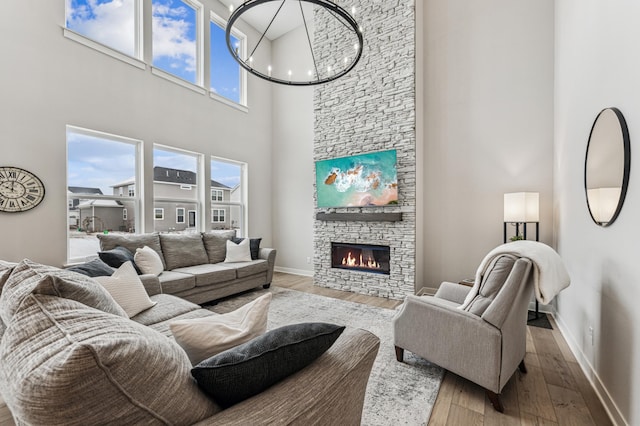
224, 239, 252, 263
170, 292, 272, 365
94, 261, 157, 318
134, 246, 164, 276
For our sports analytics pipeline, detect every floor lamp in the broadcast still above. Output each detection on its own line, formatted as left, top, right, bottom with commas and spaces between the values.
503, 192, 540, 320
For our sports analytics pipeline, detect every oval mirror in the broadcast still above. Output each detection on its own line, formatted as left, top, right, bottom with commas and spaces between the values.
584, 107, 631, 226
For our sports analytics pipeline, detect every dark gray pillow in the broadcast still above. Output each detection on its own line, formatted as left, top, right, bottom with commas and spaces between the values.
191, 322, 345, 408
66, 259, 114, 278
231, 238, 261, 260
98, 246, 141, 274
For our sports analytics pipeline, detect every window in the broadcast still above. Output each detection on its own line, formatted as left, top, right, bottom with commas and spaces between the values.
211, 208, 225, 223
155, 208, 164, 220
152, 0, 202, 85
154, 146, 201, 233
128, 185, 135, 197
211, 189, 223, 201
176, 207, 185, 223
65, 0, 141, 58
67, 126, 140, 262
210, 13, 246, 105
210, 158, 244, 234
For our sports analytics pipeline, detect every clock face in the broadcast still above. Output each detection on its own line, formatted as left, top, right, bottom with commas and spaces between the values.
0, 167, 45, 213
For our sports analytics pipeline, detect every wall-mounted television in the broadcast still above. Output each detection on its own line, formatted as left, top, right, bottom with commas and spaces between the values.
315, 149, 398, 208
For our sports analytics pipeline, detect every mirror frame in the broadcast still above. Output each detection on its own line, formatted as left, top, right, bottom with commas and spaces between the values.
584, 107, 631, 227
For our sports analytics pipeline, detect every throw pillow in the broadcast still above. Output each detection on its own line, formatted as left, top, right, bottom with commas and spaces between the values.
159, 233, 209, 270
224, 239, 252, 263
94, 262, 156, 318
0, 259, 127, 325
134, 246, 164, 276
66, 258, 114, 278
98, 246, 141, 274
170, 293, 272, 365
191, 322, 345, 408
202, 230, 236, 263
232, 237, 262, 260
0, 294, 220, 425
97, 232, 166, 269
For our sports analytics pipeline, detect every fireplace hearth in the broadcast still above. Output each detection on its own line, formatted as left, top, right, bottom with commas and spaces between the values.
331, 242, 390, 275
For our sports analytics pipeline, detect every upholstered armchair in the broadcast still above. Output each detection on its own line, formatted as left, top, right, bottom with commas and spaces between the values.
393, 254, 533, 412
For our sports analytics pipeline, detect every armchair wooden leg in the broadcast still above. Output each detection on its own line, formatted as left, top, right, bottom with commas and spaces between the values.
394, 346, 404, 362
518, 359, 527, 374
486, 390, 504, 413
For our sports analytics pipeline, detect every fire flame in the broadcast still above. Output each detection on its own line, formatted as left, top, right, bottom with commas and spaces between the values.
341, 252, 381, 269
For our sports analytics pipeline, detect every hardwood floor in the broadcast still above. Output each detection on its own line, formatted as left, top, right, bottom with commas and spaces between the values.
0, 273, 612, 426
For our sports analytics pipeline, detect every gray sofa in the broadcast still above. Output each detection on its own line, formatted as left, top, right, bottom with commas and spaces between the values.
97, 231, 277, 304
0, 259, 380, 425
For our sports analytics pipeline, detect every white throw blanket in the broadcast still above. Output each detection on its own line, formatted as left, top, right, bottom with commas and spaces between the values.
459, 241, 571, 310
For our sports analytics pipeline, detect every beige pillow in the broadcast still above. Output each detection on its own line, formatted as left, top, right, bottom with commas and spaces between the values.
224, 238, 252, 263
94, 262, 156, 318
170, 293, 272, 365
134, 246, 164, 276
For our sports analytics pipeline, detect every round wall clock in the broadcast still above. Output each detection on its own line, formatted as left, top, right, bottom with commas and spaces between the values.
0, 167, 45, 213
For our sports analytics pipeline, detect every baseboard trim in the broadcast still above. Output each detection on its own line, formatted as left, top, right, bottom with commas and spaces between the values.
552, 310, 628, 426
274, 266, 313, 277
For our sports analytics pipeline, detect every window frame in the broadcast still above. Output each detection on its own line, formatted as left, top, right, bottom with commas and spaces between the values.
154, 208, 165, 220
209, 11, 247, 108
211, 189, 223, 202
176, 207, 186, 223
123, 208, 128, 220
211, 208, 225, 223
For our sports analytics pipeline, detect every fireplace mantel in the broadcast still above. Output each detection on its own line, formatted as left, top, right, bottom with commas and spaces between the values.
316, 212, 402, 222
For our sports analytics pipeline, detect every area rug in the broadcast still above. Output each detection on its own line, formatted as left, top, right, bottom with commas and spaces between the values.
206, 287, 444, 426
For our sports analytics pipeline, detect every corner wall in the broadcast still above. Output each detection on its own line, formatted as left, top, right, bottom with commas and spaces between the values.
555, 1, 640, 423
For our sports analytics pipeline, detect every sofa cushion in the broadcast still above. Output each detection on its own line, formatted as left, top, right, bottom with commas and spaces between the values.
225, 239, 252, 263
94, 262, 157, 318
232, 237, 262, 260
0, 259, 127, 325
235, 259, 269, 279
97, 233, 166, 269
147, 308, 216, 337
160, 233, 209, 270
131, 293, 202, 327
98, 246, 142, 274
465, 255, 517, 316
202, 230, 236, 263
173, 263, 237, 287
134, 245, 164, 276
66, 258, 114, 278
158, 270, 197, 293
170, 293, 272, 365
191, 322, 345, 408
0, 294, 220, 425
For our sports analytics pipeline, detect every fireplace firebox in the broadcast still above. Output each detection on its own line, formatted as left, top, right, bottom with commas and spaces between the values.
331, 243, 390, 275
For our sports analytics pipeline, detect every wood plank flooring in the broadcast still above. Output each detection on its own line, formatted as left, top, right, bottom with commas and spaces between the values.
0, 272, 612, 426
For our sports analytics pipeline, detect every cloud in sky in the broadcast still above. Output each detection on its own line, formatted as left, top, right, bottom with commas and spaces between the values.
152, 0, 197, 80
66, 0, 136, 56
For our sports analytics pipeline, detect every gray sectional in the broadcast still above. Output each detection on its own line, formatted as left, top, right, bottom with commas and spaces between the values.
97, 231, 276, 304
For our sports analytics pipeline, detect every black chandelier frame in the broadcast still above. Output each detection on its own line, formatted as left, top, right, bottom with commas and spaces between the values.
225, 0, 363, 86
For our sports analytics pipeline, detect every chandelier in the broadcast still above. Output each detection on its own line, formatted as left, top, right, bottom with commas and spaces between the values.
225, 0, 363, 86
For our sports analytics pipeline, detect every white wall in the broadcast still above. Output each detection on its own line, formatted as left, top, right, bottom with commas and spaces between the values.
0, 1, 273, 266
420, 0, 555, 288
271, 26, 315, 275
555, 1, 640, 423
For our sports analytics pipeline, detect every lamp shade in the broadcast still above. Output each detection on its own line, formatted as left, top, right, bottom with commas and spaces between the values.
587, 187, 621, 224
504, 192, 539, 222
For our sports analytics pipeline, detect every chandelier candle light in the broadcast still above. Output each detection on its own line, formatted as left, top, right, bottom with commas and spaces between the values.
225, 0, 364, 86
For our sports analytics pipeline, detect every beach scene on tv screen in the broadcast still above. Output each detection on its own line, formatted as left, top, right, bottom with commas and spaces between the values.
316, 150, 398, 208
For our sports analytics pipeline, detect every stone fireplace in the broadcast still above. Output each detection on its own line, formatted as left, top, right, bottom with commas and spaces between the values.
331, 242, 391, 275
313, 0, 416, 300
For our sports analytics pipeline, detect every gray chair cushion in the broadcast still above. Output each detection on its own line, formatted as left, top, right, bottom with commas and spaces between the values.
97, 233, 166, 269
191, 323, 345, 408
202, 230, 236, 263
0, 294, 220, 425
173, 263, 237, 287
464, 255, 516, 317
0, 259, 127, 325
160, 233, 209, 270
158, 270, 197, 293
